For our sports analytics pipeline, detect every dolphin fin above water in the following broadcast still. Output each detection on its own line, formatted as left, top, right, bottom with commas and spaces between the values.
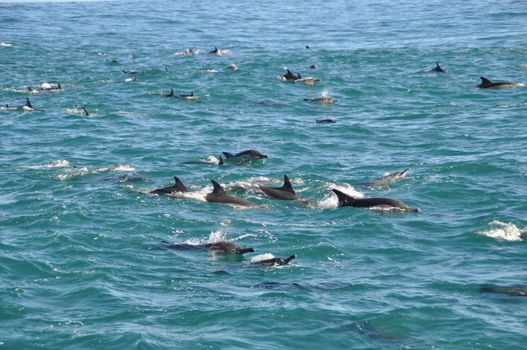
477, 76, 523, 89
211, 180, 226, 195
150, 176, 189, 195
332, 189, 418, 212
259, 174, 297, 200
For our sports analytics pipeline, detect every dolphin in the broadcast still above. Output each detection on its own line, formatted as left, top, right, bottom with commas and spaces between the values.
7, 97, 43, 111
316, 119, 337, 124
480, 285, 527, 297
164, 88, 198, 100
222, 149, 268, 164
182, 48, 197, 55
368, 168, 411, 188
304, 96, 336, 103
209, 47, 226, 55
304, 91, 337, 103
332, 189, 418, 212
252, 254, 297, 266
477, 76, 523, 89
150, 176, 189, 195
280, 69, 301, 81
259, 175, 298, 200
479, 285, 527, 297
294, 76, 320, 85
80, 106, 90, 116
430, 62, 446, 73
122, 70, 137, 75
164, 240, 255, 255
40, 82, 62, 90
206, 180, 256, 207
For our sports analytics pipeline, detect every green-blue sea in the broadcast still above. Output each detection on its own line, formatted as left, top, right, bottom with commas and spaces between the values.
1, 0, 527, 348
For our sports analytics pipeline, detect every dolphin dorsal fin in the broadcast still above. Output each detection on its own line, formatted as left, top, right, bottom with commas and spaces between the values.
218, 156, 224, 165
297, 73, 301, 79
332, 189, 355, 206
282, 175, 295, 193
25, 97, 32, 108
211, 180, 225, 195
174, 177, 188, 192
481, 77, 492, 84
222, 152, 234, 158
436, 62, 440, 68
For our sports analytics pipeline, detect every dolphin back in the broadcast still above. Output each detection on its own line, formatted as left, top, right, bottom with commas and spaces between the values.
332, 189, 355, 207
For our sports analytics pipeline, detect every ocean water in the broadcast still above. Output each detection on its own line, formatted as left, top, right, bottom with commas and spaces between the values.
1, 0, 527, 348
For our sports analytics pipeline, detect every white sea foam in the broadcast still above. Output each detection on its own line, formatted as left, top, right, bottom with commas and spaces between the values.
250, 253, 274, 263
22, 160, 71, 169
184, 230, 227, 246
0, 42, 13, 47
316, 183, 364, 209
57, 164, 135, 180
320, 89, 330, 98
478, 220, 526, 241
66, 107, 93, 117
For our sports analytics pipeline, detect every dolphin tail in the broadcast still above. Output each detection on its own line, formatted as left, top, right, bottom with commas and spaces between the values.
211, 180, 225, 195
284, 255, 297, 264
174, 176, 189, 192
222, 152, 234, 158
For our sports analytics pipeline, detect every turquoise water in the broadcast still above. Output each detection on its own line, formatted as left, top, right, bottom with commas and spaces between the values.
1, 0, 527, 348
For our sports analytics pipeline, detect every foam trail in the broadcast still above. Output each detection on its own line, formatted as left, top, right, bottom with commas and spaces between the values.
57, 164, 135, 181
22, 160, 71, 169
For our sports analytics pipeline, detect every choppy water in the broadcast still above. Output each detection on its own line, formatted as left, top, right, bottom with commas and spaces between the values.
1, 0, 527, 349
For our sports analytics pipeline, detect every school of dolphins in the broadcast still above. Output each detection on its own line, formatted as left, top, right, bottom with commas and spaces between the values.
3, 44, 526, 284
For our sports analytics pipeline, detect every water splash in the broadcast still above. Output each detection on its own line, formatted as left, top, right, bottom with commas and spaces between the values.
478, 220, 526, 241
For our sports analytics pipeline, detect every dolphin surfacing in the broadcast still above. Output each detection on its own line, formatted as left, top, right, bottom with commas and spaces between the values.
430, 62, 446, 73
222, 149, 268, 164
369, 168, 410, 188
251, 254, 297, 266
477, 76, 523, 89
332, 189, 418, 212
206, 180, 256, 207
150, 176, 189, 195
164, 240, 254, 255
259, 175, 297, 200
